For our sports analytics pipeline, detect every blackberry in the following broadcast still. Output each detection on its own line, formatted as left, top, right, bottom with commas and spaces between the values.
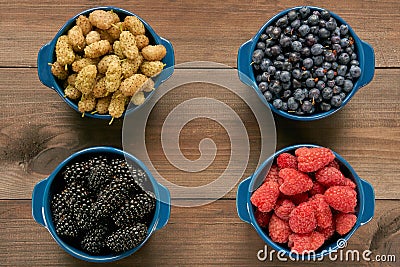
81, 224, 108, 255
106, 223, 148, 253
51, 192, 70, 223
55, 213, 79, 238
86, 156, 114, 194
62, 161, 91, 185
113, 192, 156, 227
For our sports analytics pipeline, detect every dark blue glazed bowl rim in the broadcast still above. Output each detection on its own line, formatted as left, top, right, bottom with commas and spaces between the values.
37, 6, 175, 120
237, 6, 375, 121
242, 144, 374, 259
40, 146, 165, 262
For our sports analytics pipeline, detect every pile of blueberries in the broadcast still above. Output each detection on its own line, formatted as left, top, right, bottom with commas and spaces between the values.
252, 7, 362, 115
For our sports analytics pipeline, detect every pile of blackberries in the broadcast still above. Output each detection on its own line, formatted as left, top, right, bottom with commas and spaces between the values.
252, 6, 362, 115
50, 155, 156, 255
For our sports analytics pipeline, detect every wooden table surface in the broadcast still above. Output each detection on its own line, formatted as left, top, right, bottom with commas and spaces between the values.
0, 0, 399, 266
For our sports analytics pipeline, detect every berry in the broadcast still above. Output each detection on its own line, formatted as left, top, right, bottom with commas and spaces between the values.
335, 213, 357, 235
289, 202, 317, 234
269, 214, 292, 243
279, 168, 313, 196
311, 44, 324, 55
81, 224, 108, 254
287, 97, 299, 111
309, 182, 326, 196
295, 147, 335, 172
55, 213, 79, 238
327, 160, 340, 169
317, 225, 335, 240
331, 95, 343, 107
113, 192, 156, 227
350, 65, 361, 78
316, 167, 345, 187
324, 186, 357, 213
277, 153, 298, 169
288, 192, 309, 205
251, 181, 280, 212
252, 49, 264, 64
289, 232, 325, 254
303, 58, 314, 69
264, 164, 280, 183
106, 223, 148, 253
310, 194, 333, 228
341, 177, 356, 189
254, 209, 271, 228
273, 99, 283, 109
275, 199, 296, 221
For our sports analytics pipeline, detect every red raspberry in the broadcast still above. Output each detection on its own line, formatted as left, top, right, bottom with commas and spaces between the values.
279, 168, 313, 196
269, 214, 292, 243
327, 159, 340, 169
295, 147, 335, 173
324, 186, 357, 213
310, 194, 333, 228
315, 167, 345, 187
288, 232, 325, 254
254, 209, 271, 228
317, 225, 335, 240
341, 177, 356, 189
289, 202, 317, 234
275, 199, 296, 221
309, 182, 326, 196
264, 164, 279, 183
277, 153, 298, 170
335, 213, 357, 235
250, 181, 280, 213
289, 192, 309, 205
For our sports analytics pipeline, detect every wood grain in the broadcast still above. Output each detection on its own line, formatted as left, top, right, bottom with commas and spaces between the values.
0, 0, 399, 68
0, 200, 398, 266
0, 68, 399, 199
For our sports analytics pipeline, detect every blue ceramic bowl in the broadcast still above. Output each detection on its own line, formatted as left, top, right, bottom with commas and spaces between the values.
37, 6, 175, 119
236, 144, 375, 260
237, 6, 375, 121
32, 146, 171, 262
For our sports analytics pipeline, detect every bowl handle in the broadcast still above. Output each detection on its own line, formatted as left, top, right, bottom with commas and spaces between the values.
358, 40, 375, 88
155, 183, 171, 231
37, 43, 56, 89
236, 176, 252, 224
237, 40, 255, 88
32, 178, 48, 227
360, 178, 375, 225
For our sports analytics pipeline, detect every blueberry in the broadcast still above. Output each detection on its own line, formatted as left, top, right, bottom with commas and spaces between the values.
331, 35, 340, 44
301, 47, 311, 57
256, 42, 266, 51
282, 61, 293, 71
265, 26, 274, 35
306, 77, 316, 88
331, 62, 339, 70
350, 60, 359, 66
309, 88, 320, 99
263, 90, 273, 101
337, 65, 347, 76
318, 28, 330, 39
335, 75, 345, 86
340, 38, 350, 47
288, 10, 298, 21
280, 71, 291, 82
316, 80, 326, 90
260, 33, 268, 42
349, 65, 361, 78
315, 67, 325, 77
273, 99, 283, 109
301, 70, 311, 79
284, 26, 293, 35
260, 58, 272, 71
340, 24, 349, 36
345, 47, 354, 54
252, 49, 264, 64
327, 79, 335, 88
339, 92, 347, 100
298, 24, 310, 36
291, 41, 302, 52
308, 14, 319, 25
287, 97, 299, 110
320, 102, 331, 111
261, 72, 270, 82
326, 17, 337, 31
276, 54, 285, 61
331, 95, 342, 107
291, 19, 301, 29
303, 58, 314, 69
292, 69, 302, 79
271, 45, 282, 56
281, 102, 288, 111
324, 51, 336, 62
274, 61, 284, 69
305, 34, 317, 46
343, 79, 353, 92
299, 6, 311, 18
321, 10, 331, 20
351, 53, 358, 60
326, 70, 335, 80
270, 80, 282, 94
319, 20, 327, 28
270, 27, 281, 39
338, 53, 350, 64
258, 81, 268, 92
293, 88, 305, 101
276, 16, 289, 27
275, 71, 281, 80
312, 55, 324, 66
301, 100, 313, 112
266, 39, 275, 47
267, 65, 276, 75
282, 82, 291, 90
256, 74, 262, 83
332, 43, 342, 53
283, 89, 291, 99
311, 44, 324, 55
322, 62, 332, 70
293, 79, 302, 88
303, 88, 309, 98
333, 85, 342, 94
280, 36, 292, 47
289, 52, 301, 62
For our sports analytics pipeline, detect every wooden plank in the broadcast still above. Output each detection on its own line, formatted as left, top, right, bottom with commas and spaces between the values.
0, 68, 399, 199
0, 200, 398, 266
0, 0, 399, 68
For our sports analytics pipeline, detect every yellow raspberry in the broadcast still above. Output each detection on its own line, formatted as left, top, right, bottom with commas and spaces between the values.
97, 55, 119, 74
78, 93, 96, 113
72, 57, 99, 73
113, 41, 125, 59
108, 90, 127, 118
140, 61, 165, 77
84, 40, 111, 58
131, 91, 145, 106
135, 35, 149, 50
92, 76, 108, 98
121, 53, 143, 78
64, 85, 82, 100
75, 64, 97, 95
105, 60, 122, 93
120, 74, 148, 96
124, 16, 145, 35
107, 22, 123, 40
141, 45, 167, 61
76, 15, 92, 36
88, 10, 115, 30
67, 73, 77, 86
119, 31, 139, 60
85, 30, 101, 45
55, 35, 75, 66
67, 25, 85, 52
96, 95, 112, 114
51, 61, 69, 80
